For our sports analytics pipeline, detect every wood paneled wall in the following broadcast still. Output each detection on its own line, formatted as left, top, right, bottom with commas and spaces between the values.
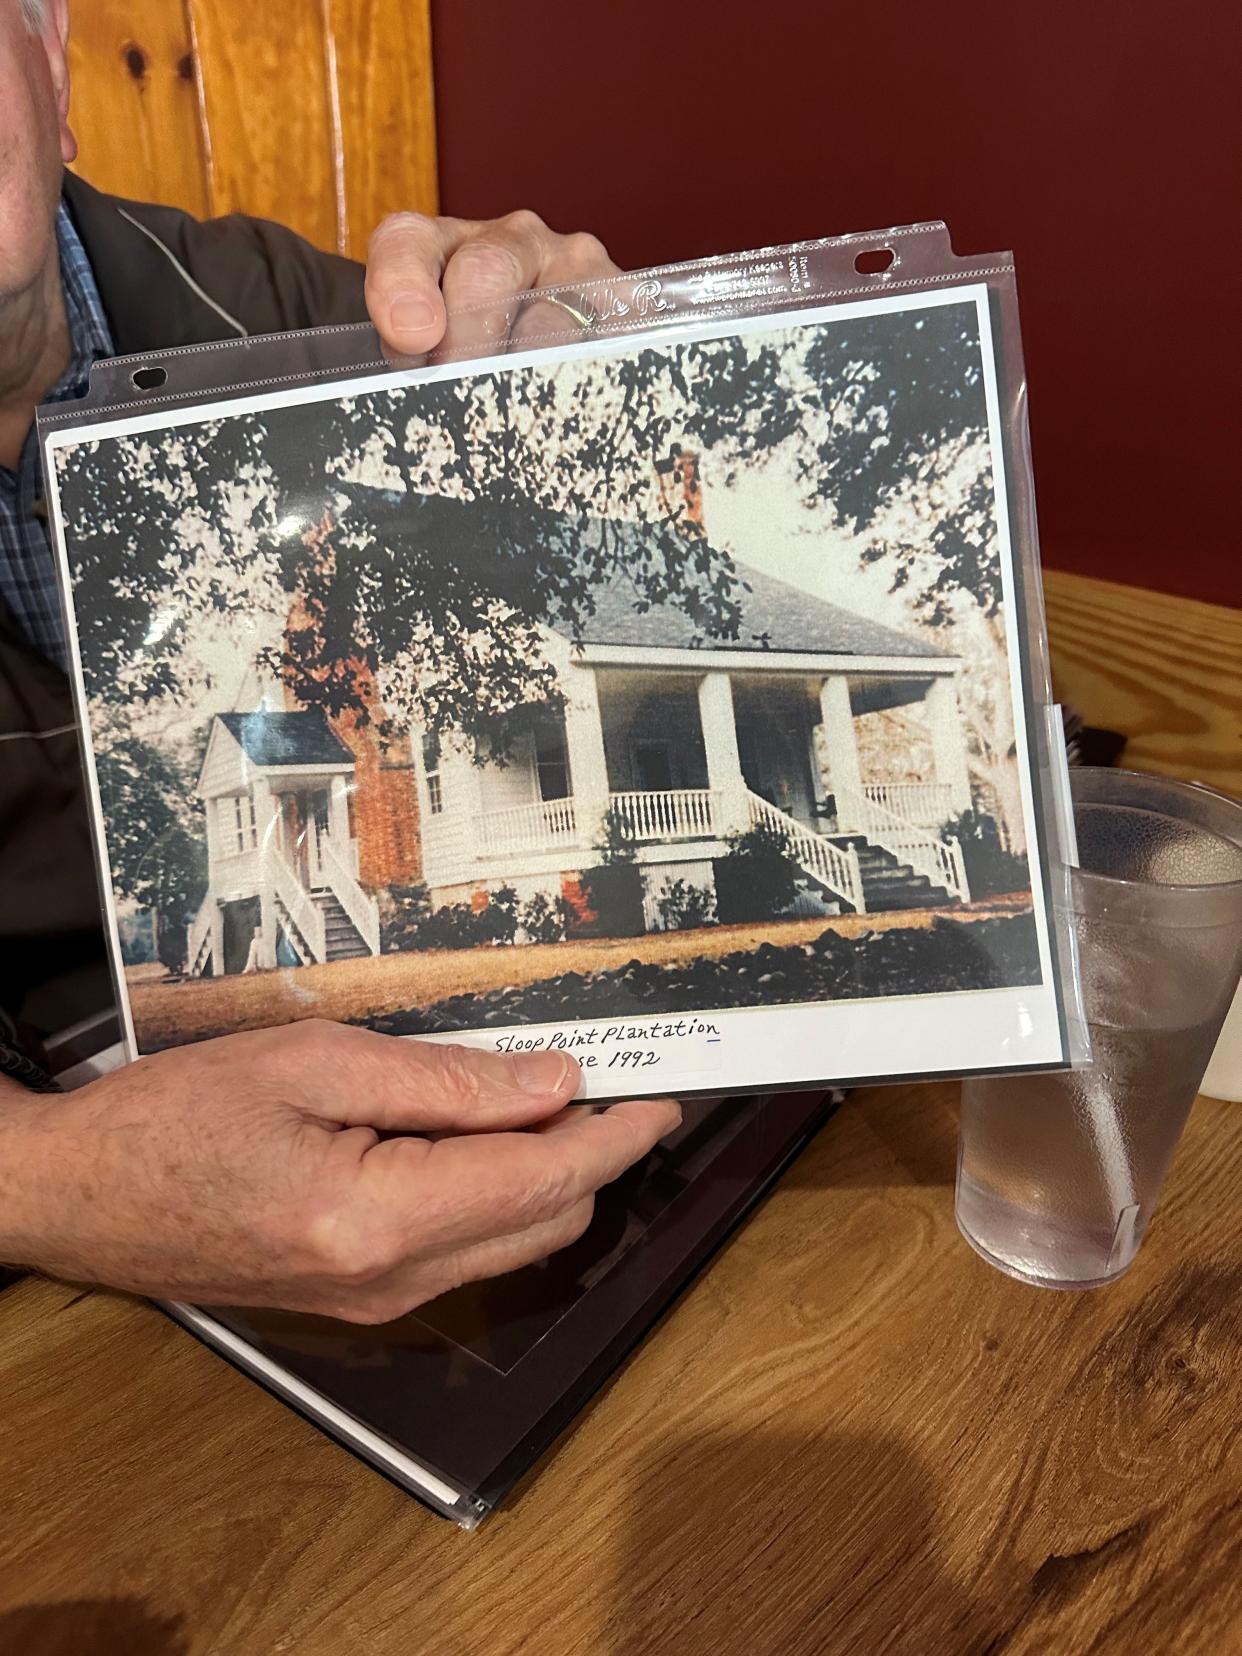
67, 0, 437, 260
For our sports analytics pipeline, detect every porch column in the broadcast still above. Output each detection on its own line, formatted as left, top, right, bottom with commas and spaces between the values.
252, 777, 278, 969
328, 775, 352, 854
203, 797, 218, 873
563, 665, 611, 847
923, 674, 973, 814
818, 674, 864, 830
208, 902, 225, 977
698, 672, 749, 837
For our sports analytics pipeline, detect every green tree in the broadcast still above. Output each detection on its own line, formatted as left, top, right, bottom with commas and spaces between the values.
95, 736, 208, 972
57, 338, 797, 747
798, 301, 996, 605
57, 303, 1006, 771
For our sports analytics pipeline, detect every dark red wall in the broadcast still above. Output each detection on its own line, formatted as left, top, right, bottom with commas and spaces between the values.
431, 0, 1240, 607
433, 1, 1242, 609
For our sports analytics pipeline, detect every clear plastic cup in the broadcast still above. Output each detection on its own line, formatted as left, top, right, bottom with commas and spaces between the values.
956, 768, 1242, 1288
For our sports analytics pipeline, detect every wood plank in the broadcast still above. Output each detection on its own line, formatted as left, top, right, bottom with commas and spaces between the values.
186, 0, 339, 250
1044, 570, 1241, 795
330, 0, 439, 259
1, 580, 1238, 1654
67, 0, 210, 219
1, 1081, 1239, 1653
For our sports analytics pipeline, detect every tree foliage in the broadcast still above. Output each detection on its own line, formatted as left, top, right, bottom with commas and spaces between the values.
57, 304, 997, 740
94, 735, 207, 970
795, 302, 1000, 623
59, 339, 804, 745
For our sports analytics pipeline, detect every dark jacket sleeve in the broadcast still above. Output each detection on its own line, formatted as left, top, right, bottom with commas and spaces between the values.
62, 174, 370, 349
0, 181, 374, 1076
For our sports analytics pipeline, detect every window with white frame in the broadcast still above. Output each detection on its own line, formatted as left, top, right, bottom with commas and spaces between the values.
225, 793, 258, 853
533, 711, 571, 802
421, 732, 444, 815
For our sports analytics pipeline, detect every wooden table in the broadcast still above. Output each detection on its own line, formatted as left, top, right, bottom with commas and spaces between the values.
1, 572, 1239, 1656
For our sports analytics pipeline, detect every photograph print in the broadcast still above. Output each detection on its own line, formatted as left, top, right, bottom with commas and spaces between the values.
49, 286, 1061, 1088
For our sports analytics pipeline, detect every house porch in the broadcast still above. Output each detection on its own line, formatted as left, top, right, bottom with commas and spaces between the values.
418, 660, 974, 917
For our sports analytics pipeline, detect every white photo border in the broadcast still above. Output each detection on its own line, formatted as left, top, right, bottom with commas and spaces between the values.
44, 282, 1068, 1096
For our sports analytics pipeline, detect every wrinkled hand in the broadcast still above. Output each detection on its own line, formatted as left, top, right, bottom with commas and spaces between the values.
0, 1021, 679, 1323
364, 209, 619, 357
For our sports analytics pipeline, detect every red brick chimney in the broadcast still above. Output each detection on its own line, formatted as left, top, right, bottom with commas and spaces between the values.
282, 514, 423, 891
655, 445, 705, 533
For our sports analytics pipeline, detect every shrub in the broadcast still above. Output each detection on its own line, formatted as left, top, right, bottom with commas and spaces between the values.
594, 805, 638, 865
418, 902, 484, 950
519, 891, 574, 945
580, 863, 646, 937
382, 883, 520, 951
381, 883, 432, 952
474, 885, 519, 946
655, 877, 717, 931
946, 808, 1030, 898
712, 818, 802, 923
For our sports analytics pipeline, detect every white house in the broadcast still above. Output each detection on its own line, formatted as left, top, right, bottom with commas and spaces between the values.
187, 711, 381, 977
410, 556, 973, 933
186, 527, 975, 977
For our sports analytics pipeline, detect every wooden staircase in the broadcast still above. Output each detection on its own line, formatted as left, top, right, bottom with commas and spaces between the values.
311, 890, 371, 961
833, 835, 959, 912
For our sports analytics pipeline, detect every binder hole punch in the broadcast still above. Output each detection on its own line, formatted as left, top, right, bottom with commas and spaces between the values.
854, 247, 895, 275
132, 366, 168, 391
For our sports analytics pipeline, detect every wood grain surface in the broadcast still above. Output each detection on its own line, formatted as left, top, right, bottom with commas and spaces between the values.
1045, 570, 1240, 794
0, 573, 1239, 1656
65, 0, 437, 257
66, 0, 210, 223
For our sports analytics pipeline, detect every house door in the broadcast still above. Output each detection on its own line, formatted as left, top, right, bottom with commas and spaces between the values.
284, 789, 331, 887
221, 896, 261, 976
736, 712, 816, 824
305, 790, 331, 888
631, 742, 675, 792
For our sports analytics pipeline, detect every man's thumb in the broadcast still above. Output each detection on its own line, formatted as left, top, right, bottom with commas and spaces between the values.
306, 1023, 581, 1133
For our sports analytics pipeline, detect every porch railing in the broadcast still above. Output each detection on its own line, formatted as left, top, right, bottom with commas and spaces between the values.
861, 782, 956, 829
837, 786, 970, 902
186, 896, 213, 977
268, 848, 327, 964
317, 836, 381, 955
476, 788, 724, 858
746, 791, 865, 913
477, 796, 579, 857
610, 788, 717, 843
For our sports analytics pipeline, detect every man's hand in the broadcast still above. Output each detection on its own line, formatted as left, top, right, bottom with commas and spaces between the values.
364, 210, 619, 358
0, 1021, 679, 1323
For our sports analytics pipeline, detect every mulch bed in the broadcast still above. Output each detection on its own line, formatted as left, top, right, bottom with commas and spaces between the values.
365, 912, 1042, 1036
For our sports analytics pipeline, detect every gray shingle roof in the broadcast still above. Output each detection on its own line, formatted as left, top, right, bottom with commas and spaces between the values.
563, 553, 946, 660
333, 483, 946, 661
218, 711, 353, 768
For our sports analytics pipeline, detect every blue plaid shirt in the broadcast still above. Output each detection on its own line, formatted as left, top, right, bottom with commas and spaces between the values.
0, 202, 114, 669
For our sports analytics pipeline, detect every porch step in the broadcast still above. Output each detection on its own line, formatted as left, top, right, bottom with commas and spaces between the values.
832, 836, 959, 913
310, 890, 371, 961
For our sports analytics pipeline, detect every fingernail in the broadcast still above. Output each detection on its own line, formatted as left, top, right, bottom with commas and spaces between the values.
389, 293, 438, 334
510, 1050, 575, 1094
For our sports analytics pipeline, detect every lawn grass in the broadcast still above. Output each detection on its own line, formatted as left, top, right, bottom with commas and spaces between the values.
129, 897, 1033, 1050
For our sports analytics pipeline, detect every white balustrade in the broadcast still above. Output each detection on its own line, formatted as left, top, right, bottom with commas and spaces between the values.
745, 792, 865, 913
186, 895, 213, 976
318, 836, 381, 955
477, 796, 580, 857
837, 786, 970, 902
267, 848, 327, 963
861, 782, 956, 829
609, 789, 717, 843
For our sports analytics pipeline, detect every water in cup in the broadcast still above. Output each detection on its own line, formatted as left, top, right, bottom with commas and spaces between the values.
958, 1014, 1226, 1287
